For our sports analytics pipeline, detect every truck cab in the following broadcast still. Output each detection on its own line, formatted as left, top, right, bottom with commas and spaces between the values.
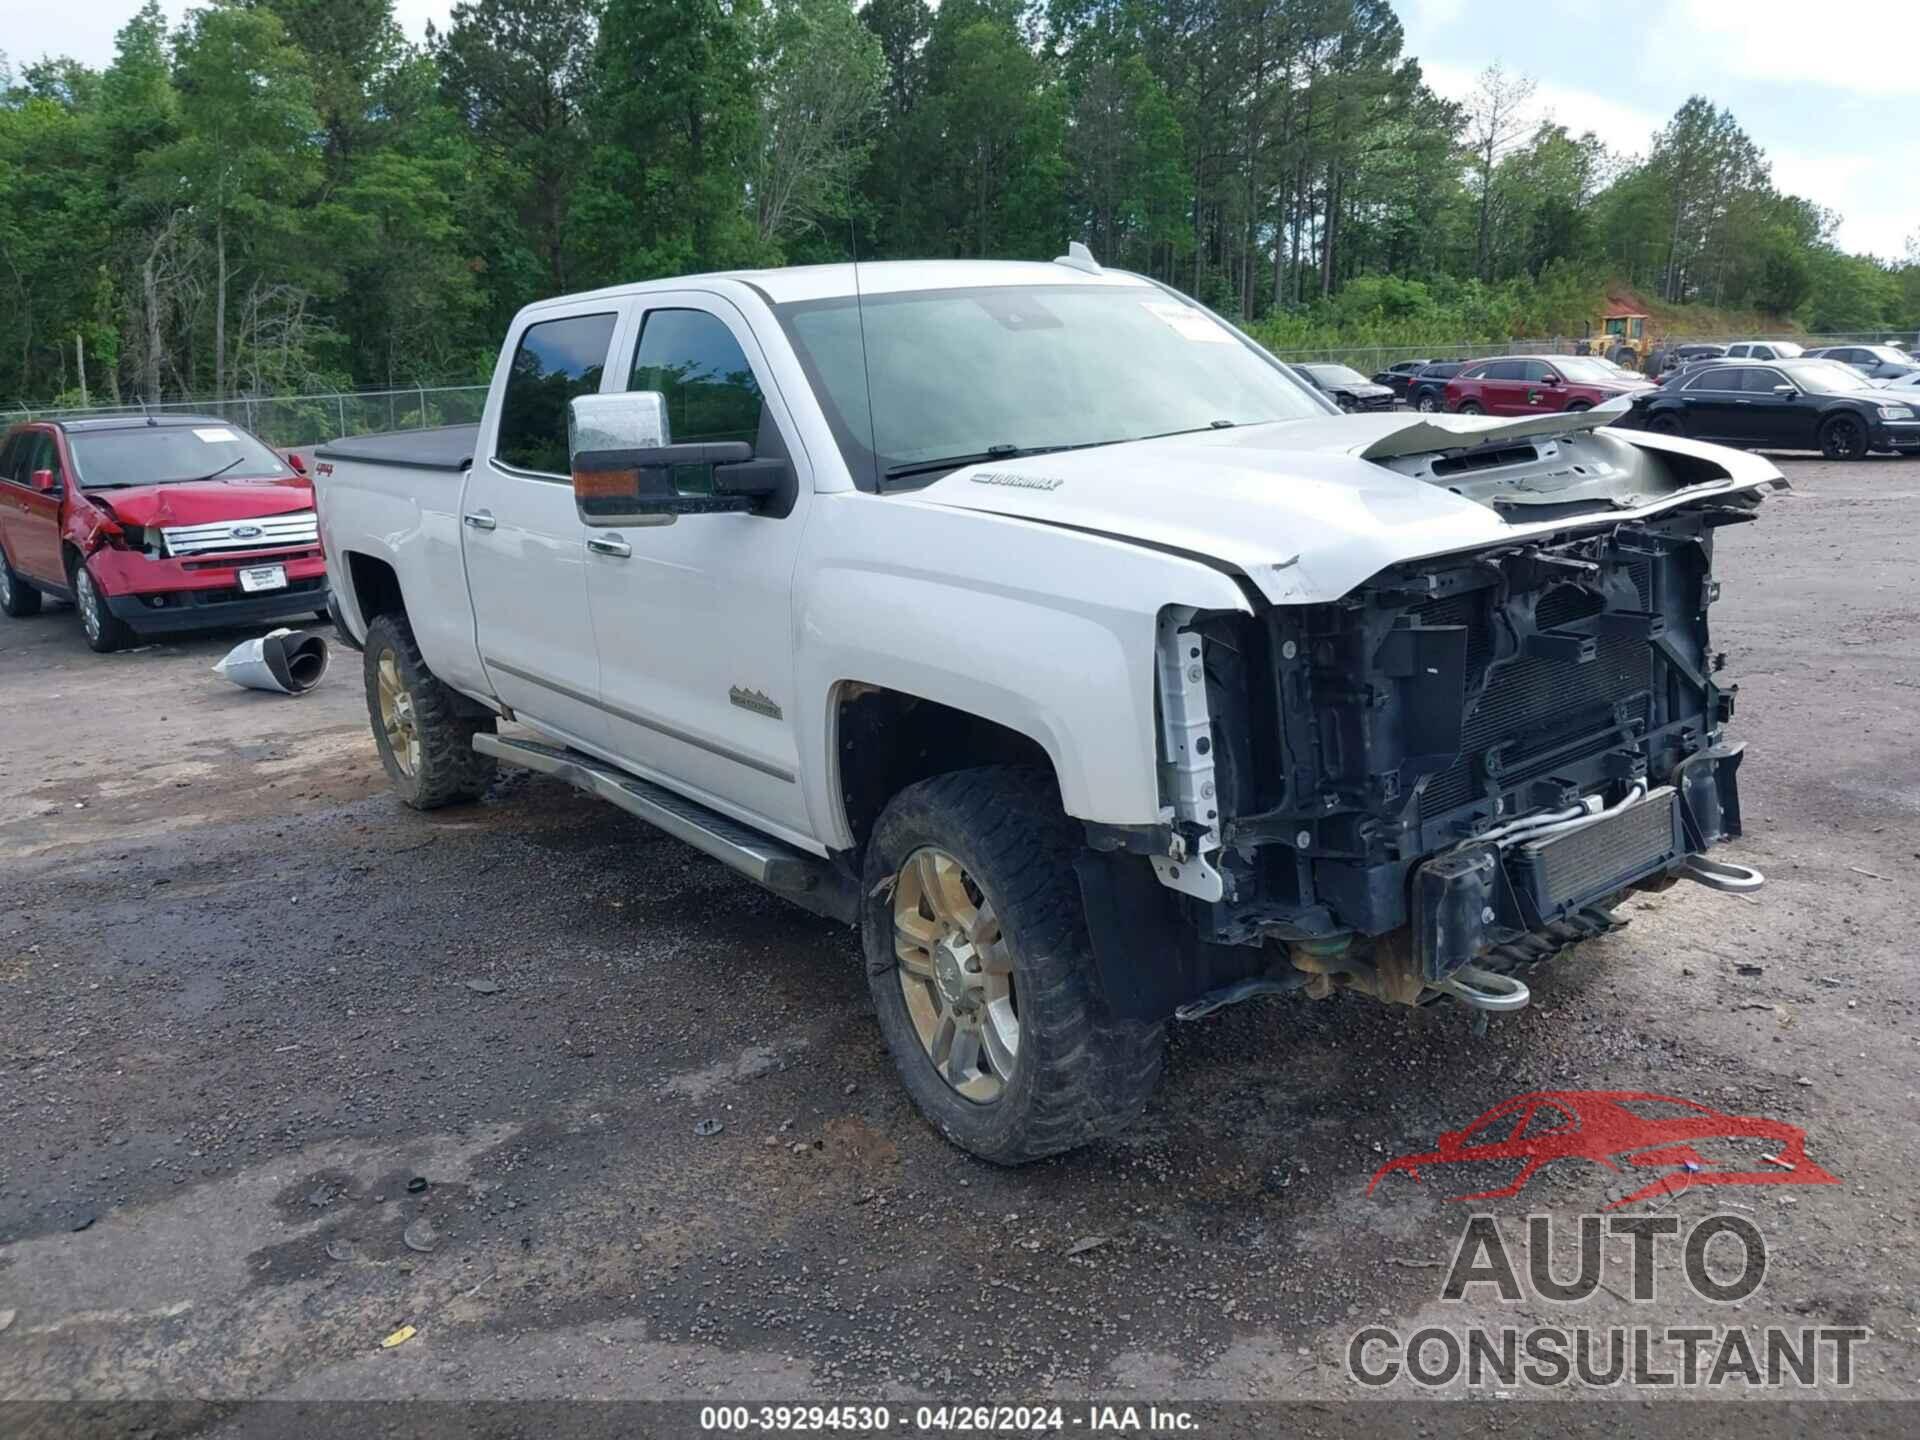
315, 256, 1783, 1166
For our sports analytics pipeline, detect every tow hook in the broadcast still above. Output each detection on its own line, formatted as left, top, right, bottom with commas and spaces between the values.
1429, 963, 1531, 1013
1679, 856, 1765, 893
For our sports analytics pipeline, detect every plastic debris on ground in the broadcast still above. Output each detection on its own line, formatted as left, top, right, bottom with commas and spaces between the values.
211, 628, 330, 694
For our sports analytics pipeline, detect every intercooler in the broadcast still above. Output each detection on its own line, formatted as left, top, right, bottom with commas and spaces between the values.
1507, 787, 1683, 916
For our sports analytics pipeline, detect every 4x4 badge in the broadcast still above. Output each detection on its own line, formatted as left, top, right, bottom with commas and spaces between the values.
729, 686, 782, 720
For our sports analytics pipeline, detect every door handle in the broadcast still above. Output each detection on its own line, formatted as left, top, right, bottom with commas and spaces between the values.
463, 511, 496, 531
586, 534, 631, 559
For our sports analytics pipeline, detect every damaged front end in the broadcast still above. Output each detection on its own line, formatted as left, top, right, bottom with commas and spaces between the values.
1082, 428, 1780, 1025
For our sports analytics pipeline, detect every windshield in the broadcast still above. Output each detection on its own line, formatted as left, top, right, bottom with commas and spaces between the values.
1306, 364, 1370, 386
1790, 360, 1882, 394
1768, 341, 1805, 358
1864, 346, 1914, 365
1555, 357, 1628, 383
70, 425, 294, 488
776, 284, 1326, 485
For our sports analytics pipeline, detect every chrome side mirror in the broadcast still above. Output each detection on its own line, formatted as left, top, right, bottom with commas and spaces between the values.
567, 391, 771, 527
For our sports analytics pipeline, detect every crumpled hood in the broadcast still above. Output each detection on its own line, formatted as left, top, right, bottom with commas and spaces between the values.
87, 477, 313, 528
905, 411, 1783, 605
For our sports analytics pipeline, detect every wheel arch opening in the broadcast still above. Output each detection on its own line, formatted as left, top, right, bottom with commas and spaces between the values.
831, 683, 1057, 852
344, 551, 405, 625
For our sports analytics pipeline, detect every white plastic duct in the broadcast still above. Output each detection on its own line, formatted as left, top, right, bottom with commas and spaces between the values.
212, 627, 330, 695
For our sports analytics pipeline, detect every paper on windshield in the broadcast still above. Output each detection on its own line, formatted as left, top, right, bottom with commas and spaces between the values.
1141, 302, 1232, 343
193, 427, 239, 443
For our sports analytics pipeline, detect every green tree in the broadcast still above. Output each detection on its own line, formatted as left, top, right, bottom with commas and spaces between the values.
154, 3, 321, 398
747, 0, 886, 248
435, 0, 598, 292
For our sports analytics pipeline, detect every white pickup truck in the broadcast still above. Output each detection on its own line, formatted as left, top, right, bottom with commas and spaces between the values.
314, 253, 1783, 1163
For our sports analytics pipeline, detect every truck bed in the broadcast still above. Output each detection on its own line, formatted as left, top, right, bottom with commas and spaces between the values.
315, 424, 479, 473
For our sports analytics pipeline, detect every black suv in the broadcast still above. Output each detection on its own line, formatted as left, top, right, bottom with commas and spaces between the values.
1404, 361, 1466, 412
1369, 359, 1434, 398
1623, 358, 1920, 459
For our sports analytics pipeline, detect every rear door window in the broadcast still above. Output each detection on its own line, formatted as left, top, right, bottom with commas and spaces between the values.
1686, 367, 1744, 392
495, 312, 619, 476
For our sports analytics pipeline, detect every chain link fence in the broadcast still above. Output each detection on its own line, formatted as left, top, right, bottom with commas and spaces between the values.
1, 384, 490, 449
10, 328, 1914, 429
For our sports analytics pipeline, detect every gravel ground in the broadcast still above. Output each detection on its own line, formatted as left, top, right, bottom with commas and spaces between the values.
1, 451, 1917, 1424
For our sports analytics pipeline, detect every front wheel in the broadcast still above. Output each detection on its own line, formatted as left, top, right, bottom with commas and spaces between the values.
362, 612, 496, 809
1820, 414, 1868, 461
75, 562, 135, 653
862, 767, 1164, 1165
0, 546, 42, 618
1566, 400, 1592, 413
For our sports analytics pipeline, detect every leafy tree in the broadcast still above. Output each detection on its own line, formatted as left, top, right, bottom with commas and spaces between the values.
747, 0, 886, 247
153, 3, 321, 398
435, 0, 598, 291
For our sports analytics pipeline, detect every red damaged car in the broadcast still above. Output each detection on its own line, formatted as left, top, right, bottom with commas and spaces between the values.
1445, 355, 1652, 416
0, 416, 329, 652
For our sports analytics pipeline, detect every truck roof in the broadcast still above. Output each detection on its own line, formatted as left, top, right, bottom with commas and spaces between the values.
519, 258, 1158, 315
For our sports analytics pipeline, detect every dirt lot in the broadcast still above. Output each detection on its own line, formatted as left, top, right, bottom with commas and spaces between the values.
2, 452, 1917, 1425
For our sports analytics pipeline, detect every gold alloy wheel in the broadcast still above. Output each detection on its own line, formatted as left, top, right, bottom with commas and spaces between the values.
375, 648, 421, 778
892, 846, 1019, 1103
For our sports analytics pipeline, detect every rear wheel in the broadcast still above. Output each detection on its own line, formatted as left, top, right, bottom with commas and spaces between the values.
362, 612, 496, 809
74, 562, 134, 653
1456, 400, 1484, 415
1648, 413, 1684, 436
1414, 392, 1440, 414
0, 546, 42, 618
862, 767, 1164, 1165
1820, 413, 1868, 461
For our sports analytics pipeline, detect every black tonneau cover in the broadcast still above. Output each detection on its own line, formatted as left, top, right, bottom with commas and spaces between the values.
315, 424, 479, 472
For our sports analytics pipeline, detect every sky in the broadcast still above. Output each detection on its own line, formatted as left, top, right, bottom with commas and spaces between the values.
8, 0, 1917, 259
1401, 0, 1918, 259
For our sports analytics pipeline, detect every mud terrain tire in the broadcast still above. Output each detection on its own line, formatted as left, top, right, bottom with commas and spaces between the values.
862, 766, 1165, 1164
363, 612, 496, 809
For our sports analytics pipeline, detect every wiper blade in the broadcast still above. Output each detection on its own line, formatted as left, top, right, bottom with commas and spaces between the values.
884, 444, 1071, 481
181, 456, 245, 485
882, 423, 1246, 484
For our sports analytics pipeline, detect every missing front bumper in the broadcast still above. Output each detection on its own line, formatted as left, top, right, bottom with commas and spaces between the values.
1411, 745, 1757, 991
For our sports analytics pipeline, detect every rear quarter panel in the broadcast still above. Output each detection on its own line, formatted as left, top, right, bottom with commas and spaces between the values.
315, 458, 489, 698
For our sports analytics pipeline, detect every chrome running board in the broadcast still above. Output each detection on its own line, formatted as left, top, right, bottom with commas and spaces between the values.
474, 734, 857, 923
